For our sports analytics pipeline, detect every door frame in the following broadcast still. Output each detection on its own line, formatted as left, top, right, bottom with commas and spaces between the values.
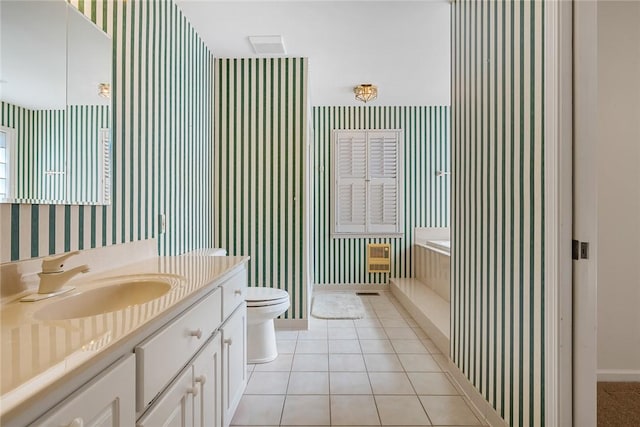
545, 0, 578, 425
569, 0, 600, 425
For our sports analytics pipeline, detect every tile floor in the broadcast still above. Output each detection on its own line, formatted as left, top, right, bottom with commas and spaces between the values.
231, 291, 486, 427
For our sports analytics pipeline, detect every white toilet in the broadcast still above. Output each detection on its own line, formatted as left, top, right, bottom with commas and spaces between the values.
245, 287, 290, 363
190, 248, 290, 364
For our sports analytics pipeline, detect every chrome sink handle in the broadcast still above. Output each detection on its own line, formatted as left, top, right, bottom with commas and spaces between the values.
41, 250, 81, 273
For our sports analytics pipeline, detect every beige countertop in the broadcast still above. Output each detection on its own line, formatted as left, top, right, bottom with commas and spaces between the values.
0, 254, 249, 421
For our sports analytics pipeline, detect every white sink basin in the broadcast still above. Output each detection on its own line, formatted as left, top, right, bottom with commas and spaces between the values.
34, 275, 181, 320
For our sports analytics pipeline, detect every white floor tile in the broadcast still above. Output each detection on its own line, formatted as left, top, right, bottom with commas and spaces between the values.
368, 372, 415, 394
244, 371, 290, 394
390, 339, 429, 354
359, 339, 395, 354
291, 354, 329, 371
328, 327, 358, 340
408, 372, 460, 395
276, 330, 299, 340
237, 291, 484, 427
356, 327, 388, 339
363, 354, 404, 372
419, 395, 482, 425
298, 329, 328, 340
277, 340, 297, 354
375, 395, 431, 426
327, 319, 356, 328
329, 372, 372, 394
253, 354, 294, 371
328, 339, 362, 353
287, 371, 329, 394
308, 317, 328, 329
329, 354, 367, 372
231, 395, 285, 426
281, 395, 330, 426
375, 311, 404, 320
379, 318, 410, 328
383, 327, 419, 340
330, 395, 380, 425
397, 354, 442, 372
295, 339, 328, 354
353, 318, 382, 328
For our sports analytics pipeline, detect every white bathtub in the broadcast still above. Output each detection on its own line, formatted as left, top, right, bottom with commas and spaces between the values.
422, 239, 450, 255
415, 241, 450, 302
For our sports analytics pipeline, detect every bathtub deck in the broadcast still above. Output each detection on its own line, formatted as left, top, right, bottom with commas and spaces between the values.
390, 277, 450, 356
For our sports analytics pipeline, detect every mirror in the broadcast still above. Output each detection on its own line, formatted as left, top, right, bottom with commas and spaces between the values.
0, 0, 111, 205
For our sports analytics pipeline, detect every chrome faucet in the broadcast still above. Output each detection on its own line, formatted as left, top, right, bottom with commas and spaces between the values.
37, 251, 90, 295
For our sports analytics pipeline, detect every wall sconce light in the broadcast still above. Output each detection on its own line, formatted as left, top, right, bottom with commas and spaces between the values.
98, 83, 111, 99
354, 84, 378, 103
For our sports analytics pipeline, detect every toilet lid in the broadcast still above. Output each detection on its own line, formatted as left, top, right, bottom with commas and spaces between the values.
246, 287, 289, 307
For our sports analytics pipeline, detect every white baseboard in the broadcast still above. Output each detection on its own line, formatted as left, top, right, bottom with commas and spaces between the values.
597, 369, 640, 382
445, 359, 508, 427
274, 319, 309, 330
313, 283, 390, 292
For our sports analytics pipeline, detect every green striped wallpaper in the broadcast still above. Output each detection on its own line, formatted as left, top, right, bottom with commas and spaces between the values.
214, 57, 308, 320
0, 0, 214, 262
1, 102, 110, 204
0, 102, 67, 203
451, 1, 545, 426
67, 104, 111, 203
313, 106, 450, 284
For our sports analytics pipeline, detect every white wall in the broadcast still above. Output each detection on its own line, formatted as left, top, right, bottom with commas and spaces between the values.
597, 0, 640, 379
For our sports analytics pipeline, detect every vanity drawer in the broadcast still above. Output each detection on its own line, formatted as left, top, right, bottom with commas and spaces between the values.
135, 287, 222, 411
221, 269, 247, 319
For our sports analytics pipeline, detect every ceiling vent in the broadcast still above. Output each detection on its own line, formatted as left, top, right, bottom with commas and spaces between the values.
248, 35, 286, 55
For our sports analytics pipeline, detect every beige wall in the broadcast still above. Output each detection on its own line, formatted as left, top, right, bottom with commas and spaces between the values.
597, 0, 640, 378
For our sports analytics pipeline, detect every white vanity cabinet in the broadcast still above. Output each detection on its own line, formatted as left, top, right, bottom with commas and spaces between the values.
30, 355, 135, 427
135, 287, 222, 412
193, 333, 222, 427
4, 261, 248, 427
221, 305, 247, 427
136, 267, 247, 427
137, 333, 221, 427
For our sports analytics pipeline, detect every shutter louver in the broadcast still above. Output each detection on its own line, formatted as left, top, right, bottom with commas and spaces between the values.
335, 133, 367, 233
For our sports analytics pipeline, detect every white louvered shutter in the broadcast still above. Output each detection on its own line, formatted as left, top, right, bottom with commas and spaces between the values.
367, 132, 399, 233
333, 129, 402, 236
335, 132, 367, 233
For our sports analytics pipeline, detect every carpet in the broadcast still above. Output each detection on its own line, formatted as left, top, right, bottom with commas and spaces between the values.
311, 293, 365, 319
598, 382, 640, 426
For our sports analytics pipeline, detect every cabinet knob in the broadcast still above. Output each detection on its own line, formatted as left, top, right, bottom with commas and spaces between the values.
195, 375, 207, 385
67, 418, 84, 427
224, 338, 233, 346
187, 386, 199, 397
189, 329, 203, 339
234, 289, 242, 296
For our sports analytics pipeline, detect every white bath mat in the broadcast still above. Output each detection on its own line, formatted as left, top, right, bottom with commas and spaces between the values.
311, 293, 365, 319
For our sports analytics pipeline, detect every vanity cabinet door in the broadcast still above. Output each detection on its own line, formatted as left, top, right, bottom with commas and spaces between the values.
136, 367, 195, 427
30, 355, 135, 427
221, 304, 247, 427
135, 287, 221, 412
193, 333, 222, 427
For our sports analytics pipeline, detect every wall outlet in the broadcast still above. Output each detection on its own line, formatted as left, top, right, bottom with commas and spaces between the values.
159, 213, 166, 234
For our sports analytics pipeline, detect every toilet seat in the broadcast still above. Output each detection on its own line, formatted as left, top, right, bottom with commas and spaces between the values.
246, 287, 289, 307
